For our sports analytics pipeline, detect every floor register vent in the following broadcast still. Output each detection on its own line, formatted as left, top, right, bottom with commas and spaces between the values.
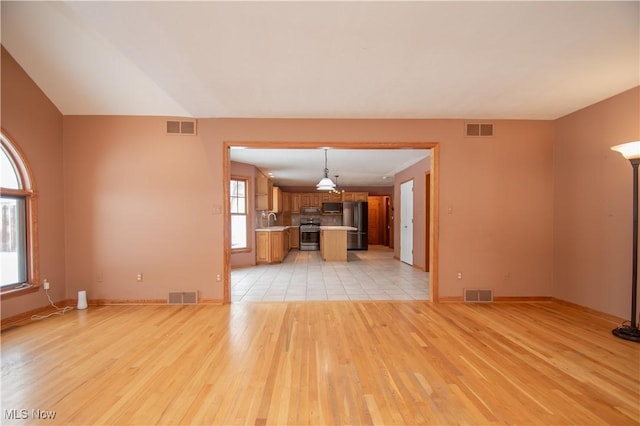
168, 290, 199, 305
464, 289, 494, 303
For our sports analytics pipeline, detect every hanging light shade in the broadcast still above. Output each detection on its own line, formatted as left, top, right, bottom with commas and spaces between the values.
316, 149, 336, 191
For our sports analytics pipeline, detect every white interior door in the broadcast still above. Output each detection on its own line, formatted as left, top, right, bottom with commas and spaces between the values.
400, 180, 414, 265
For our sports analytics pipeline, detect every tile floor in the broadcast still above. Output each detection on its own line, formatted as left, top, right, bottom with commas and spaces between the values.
231, 246, 429, 302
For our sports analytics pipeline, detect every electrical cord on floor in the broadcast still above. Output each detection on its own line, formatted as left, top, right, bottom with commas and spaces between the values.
31, 289, 74, 320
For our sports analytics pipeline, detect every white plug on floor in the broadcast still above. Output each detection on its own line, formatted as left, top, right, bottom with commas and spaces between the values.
43, 279, 50, 290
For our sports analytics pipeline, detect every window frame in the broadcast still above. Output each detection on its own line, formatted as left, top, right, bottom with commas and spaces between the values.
0, 131, 39, 298
230, 176, 251, 253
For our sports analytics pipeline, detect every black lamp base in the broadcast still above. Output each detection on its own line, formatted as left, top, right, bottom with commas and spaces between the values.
612, 325, 640, 342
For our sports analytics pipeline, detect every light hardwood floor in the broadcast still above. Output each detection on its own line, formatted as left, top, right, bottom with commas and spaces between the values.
1, 301, 638, 425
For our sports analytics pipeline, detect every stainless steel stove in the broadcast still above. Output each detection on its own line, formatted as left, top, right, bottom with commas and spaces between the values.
299, 218, 321, 251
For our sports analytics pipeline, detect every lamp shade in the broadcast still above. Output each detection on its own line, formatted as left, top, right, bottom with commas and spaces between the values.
611, 141, 640, 159
316, 177, 336, 191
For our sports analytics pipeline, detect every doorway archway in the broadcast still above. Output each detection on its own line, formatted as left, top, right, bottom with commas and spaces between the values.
222, 141, 439, 304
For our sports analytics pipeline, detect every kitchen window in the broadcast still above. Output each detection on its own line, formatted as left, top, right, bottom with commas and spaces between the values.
230, 177, 248, 250
1, 133, 38, 295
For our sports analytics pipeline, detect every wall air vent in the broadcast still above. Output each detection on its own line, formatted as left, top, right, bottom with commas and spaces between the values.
168, 290, 198, 305
465, 123, 494, 137
464, 289, 494, 303
166, 120, 197, 136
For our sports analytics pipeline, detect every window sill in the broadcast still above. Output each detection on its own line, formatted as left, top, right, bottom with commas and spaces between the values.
232, 247, 252, 254
0, 283, 39, 299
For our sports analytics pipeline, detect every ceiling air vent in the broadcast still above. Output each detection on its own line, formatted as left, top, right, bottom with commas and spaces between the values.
166, 119, 197, 136
464, 289, 494, 303
465, 123, 494, 137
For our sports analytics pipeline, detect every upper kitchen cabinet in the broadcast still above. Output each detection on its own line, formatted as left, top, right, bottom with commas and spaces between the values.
342, 191, 368, 202
321, 192, 342, 202
282, 192, 291, 214
354, 192, 369, 202
291, 193, 301, 214
255, 176, 273, 211
271, 186, 283, 213
301, 193, 321, 208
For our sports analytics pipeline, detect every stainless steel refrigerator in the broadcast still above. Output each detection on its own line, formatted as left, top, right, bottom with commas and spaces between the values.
342, 202, 368, 250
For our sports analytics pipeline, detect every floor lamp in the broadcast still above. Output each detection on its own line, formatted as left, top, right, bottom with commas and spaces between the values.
611, 140, 640, 342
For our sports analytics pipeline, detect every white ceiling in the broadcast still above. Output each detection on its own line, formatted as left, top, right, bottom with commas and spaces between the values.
1, 1, 638, 187
2, 1, 638, 120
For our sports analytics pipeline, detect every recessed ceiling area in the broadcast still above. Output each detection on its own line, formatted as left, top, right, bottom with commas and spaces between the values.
230, 148, 431, 188
1, 1, 637, 119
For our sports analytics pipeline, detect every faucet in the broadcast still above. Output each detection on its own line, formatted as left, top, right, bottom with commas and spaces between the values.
267, 212, 277, 227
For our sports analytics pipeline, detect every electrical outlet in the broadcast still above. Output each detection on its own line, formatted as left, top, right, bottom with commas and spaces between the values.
216, 274, 222, 282
43, 279, 50, 290
137, 273, 143, 282
457, 272, 463, 280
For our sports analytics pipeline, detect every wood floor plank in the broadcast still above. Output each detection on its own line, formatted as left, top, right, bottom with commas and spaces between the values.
1, 301, 639, 425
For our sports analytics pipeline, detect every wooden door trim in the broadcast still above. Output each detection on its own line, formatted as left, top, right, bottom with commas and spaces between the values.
424, 172, 431, 273
223, 141, 440, 303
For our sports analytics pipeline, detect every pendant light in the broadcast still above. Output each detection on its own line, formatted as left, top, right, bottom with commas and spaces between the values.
331, 175, 343, 194
316, 149, 336, 191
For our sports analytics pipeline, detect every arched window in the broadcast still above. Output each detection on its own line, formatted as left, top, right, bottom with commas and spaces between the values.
1, 132, 38, 294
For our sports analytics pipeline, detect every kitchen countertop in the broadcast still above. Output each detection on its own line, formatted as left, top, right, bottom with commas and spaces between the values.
319, 226, 357, 231
255, 226, 298, 232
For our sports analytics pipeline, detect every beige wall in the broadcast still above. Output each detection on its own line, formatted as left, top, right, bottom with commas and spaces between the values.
207, 119, 555, 300
63, 116, 223, 301
1, 48, 65, 319
438, 120, 555, 298
553, 87, 640, 319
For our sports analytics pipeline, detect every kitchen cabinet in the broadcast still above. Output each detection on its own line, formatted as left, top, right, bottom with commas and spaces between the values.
354, 192, 369, 202
270, 231, 283, 262
291, 193, 301, 213
320, 228, 348, 262
283, 192, 291, 214
342, 192, 354, 202
321, 192, 342, 202
342, 191, 368, 202
271, 186, 282, 213
255, 176, 273, 211
256, 229, 291, 264
301, 193, 321, 208
282, 228, 290, 254
289, 226, 299, 249
256, 231, 270, 263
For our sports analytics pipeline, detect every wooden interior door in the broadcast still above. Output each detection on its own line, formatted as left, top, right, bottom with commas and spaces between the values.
388, 196, 394, 249
382, 196, 390, 246
367, 197, 381, 245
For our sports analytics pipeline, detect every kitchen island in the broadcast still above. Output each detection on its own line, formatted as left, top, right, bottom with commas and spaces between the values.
319, 226, 357, 262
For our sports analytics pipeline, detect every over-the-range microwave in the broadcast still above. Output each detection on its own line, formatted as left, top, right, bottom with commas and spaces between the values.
300, 206, 321, 215
322, 202, 342, 214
